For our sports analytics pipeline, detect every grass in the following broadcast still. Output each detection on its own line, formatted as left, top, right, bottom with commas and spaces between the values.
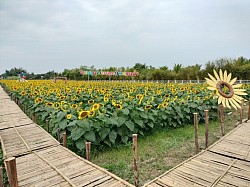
91, 108, 248, 185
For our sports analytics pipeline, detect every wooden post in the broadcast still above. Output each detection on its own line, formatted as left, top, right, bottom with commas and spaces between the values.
57, 128, 60, 142
239, 99, 244, 124
0, 167, 3, 187
46, 120, 49, 132
5, 157, 19, 187
32, 114, 35, 122
204, 110, 209, 148
133, 134, 139, 187
35, 114, 38, 124
193, 113, 199, 154
85, 142, 91, 161
219, 105, 225, 136
63, 132, 67, 147
248, 98, 250, 120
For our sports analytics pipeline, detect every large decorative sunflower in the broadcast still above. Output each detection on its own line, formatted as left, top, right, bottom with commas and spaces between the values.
205, 69, 247, 109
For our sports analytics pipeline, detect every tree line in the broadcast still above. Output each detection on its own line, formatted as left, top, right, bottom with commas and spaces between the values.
1, 57, 250, 81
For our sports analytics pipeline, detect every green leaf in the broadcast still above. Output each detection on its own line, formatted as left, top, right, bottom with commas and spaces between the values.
148, 122, 154, 128
121, 108, 129, 115
135, 119, 144, 127
84, 130, 96, 142
71, 127, 85, 141
107, 117, 118, 125
68, 120, 77, 127
75, 138, 86, 150
125, 121, 134, 131
109, 130, 117, 144
99, 128, 110, 140
77, 120, 90, 130
117, 116, 126, 127
58, 119, 67, 129
148, 114, 155, 122
121, 136, 128, 144
57, 111, 67, 122
162, 114, 167, 120
140, 112, 148, 119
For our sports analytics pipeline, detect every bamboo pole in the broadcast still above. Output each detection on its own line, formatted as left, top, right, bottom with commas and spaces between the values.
219, 105, 225, 136
0, 167, 3, 187
5, 157, 18, 187
248, 98, 250, 120
204, 110, 209, 148
85, 142, 91, 161
132, 134, 139, 187
193, 113, 199, 153
239, 99, 244, 124
57, 128, 60, 142
35, 114, 38, 124
46, 120, 49, 132
63, 132, 67, 147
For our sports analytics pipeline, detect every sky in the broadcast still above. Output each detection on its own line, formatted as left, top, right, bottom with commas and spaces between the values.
0, 0, 250, 74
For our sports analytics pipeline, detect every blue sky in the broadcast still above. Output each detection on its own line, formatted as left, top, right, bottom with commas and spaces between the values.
0, 0, 250, 74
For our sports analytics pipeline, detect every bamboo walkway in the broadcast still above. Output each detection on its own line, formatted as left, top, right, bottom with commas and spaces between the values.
143, 120, 250, 187
1, 85, 250, 186
0, 86, 134, 187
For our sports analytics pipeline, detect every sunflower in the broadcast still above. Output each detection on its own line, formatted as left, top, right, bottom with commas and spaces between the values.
88, 99, 95, 104
115, 104, 123, 110
66, 114, 72, 120
104, 96, 109, 102
88, 110, 95, 118
71, 104, 78, 109
54, 102, 61, 109
78, 110, 89, 119
91, 103, 100, 111
145, 105, 152, 110
205, 69, 247, 109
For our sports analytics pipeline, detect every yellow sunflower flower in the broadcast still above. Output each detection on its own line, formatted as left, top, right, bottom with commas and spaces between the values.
115, 104, 123, 110
205, 69, 247, 109
78, 110, 89, 119
66, 114, 72, 120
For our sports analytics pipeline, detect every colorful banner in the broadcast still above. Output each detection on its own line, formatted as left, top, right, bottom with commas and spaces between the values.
80, 70, 139, 77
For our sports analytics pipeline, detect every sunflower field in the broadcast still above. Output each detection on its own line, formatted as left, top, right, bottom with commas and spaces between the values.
1, 80, 249, 151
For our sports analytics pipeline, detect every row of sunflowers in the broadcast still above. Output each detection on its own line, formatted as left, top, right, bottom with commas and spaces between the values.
1, 80, 249, 151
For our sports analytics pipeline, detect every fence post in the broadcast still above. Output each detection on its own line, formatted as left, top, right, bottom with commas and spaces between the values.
0, 167, 3, 187
248, 98, 250, 120
239, 99, 244, 124
57, 128, 60, 142
193, 113, 199, 153
85, 142, 91, 161
219, 105, 225, 136
133, 134, 139, 187
204, 110, 209, 148
63, 132, 67, 147
5, 157, 18, 187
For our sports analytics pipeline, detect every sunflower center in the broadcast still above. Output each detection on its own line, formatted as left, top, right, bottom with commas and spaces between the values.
216, 81, 234, 98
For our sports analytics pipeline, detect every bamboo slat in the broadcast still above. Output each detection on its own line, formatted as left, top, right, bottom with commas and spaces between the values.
0, 123, 59, 159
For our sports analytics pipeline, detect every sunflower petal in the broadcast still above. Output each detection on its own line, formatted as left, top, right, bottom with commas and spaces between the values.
225, 98, 231, 109
234, 91, 247, 95
208, 73, 217, 83
219, 69, 224, 81
226, 73, 232, 83
207, 86, 217, 91
218, 96, 223, 104
229, 77, 237, 85
231, 98, 241, 109
232, 94, 244, 101
228, 98, 237, 110
232, 84, 242, 88
205, 78, 217, 87
213, 69, 221, 81
221, 97, 226, 107
223, 70, 227, 82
